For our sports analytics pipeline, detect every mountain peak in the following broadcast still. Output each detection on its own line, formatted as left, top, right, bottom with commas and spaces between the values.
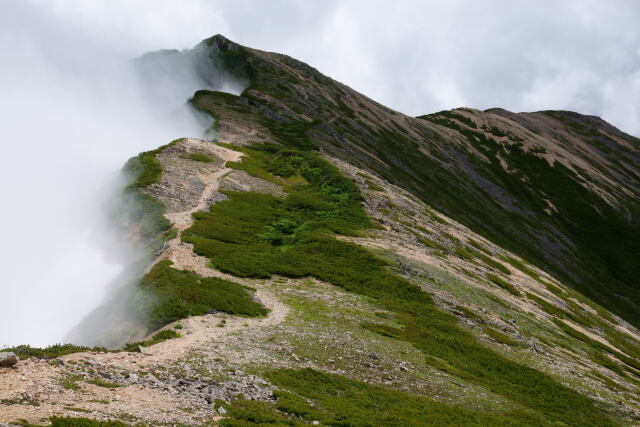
3, 36, 639, 426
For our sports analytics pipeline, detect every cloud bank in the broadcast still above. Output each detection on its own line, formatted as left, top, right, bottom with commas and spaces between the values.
0, 1, 224, 347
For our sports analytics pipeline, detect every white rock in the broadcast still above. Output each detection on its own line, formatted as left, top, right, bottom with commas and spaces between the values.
0, 352, 18, 367
139, 346, 154, 356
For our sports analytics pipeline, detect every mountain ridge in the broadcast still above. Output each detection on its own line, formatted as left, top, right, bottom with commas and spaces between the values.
1, 34, 639, 426
190, 34, 640, 330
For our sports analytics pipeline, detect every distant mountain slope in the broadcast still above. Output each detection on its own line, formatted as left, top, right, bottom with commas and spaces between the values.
191, 35, 640, 329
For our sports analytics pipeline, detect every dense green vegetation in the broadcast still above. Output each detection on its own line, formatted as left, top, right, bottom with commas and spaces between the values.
483, 327, 524, 347
487, 273, 521, 296
502, 256, 540, 280
182, 145, 615, 425
419, 110, 478, 129
123, 329, 181, 352
221, 368, 545, 426
1, 344, 107, 359
130, 260, 268, 331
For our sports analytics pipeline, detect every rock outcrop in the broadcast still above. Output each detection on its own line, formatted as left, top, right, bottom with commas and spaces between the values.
0, 352, 18, 368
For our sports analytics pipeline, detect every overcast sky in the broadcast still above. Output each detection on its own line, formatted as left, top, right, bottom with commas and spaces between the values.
26, 0, 640, 135
2, 0, 639, 347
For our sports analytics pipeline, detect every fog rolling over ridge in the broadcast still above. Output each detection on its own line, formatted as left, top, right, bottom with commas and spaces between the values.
0, 3, 238, 348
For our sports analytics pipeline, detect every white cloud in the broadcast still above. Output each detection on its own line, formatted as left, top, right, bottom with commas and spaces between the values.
19, 0, 640, 133
0, 0, 230, 347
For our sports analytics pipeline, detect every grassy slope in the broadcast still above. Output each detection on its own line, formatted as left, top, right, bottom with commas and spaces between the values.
120, 142, 269, 336
198, 35, 640, 332
419, 112, 640, 327
127, 260, 268, 331
182, 145, 616, 425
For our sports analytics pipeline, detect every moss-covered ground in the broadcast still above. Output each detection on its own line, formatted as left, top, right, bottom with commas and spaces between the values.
127, 260, 268, 332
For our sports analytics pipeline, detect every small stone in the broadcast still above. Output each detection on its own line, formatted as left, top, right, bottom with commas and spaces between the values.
531, 344, 543, 354
312, 421, 320, 425
0, 352, 18, 368
218, 406, 228, 415
368, 352, 380, 360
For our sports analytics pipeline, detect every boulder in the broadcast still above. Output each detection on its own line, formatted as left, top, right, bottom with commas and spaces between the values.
138, 346, 154, 356
0, 352, 18, 367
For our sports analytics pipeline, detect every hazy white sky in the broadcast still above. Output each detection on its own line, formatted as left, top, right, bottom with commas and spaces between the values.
1, 0, 639, 347
26, 0, 640, 135
0, 0, 213, 346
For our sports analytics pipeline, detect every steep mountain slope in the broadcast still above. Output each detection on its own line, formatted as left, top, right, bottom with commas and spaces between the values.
2, 35, 639, 426
194, 35, 640, 330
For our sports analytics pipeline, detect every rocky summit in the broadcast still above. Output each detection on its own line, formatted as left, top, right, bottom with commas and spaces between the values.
1, 35, 639, 426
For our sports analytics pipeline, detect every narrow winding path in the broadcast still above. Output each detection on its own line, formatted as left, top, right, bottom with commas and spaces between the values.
0, 140, 289, 426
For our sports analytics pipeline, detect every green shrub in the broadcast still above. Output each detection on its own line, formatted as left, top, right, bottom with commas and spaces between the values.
455, 305, 483, 322
418, 236, 447, 251
502, 256, 540, 280
467, 239, 487, 252
131, 260, 268, 331
364, 179, 385, 191
221, 368, 545, 426
1, 344, 107, 360
86, 379, 123, 389
553, 318, 640, 376
526, 292, 596, 328
483, 327, 523, 347
476, 252, 511, 274
455, 246, 474, 260
487, 273, 521, 296
123, 329, 181, 352
526, 292, 565, 317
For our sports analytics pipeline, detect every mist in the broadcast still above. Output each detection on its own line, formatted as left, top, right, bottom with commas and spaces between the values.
0, 2, 238, 347
3, 0, 639, 348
